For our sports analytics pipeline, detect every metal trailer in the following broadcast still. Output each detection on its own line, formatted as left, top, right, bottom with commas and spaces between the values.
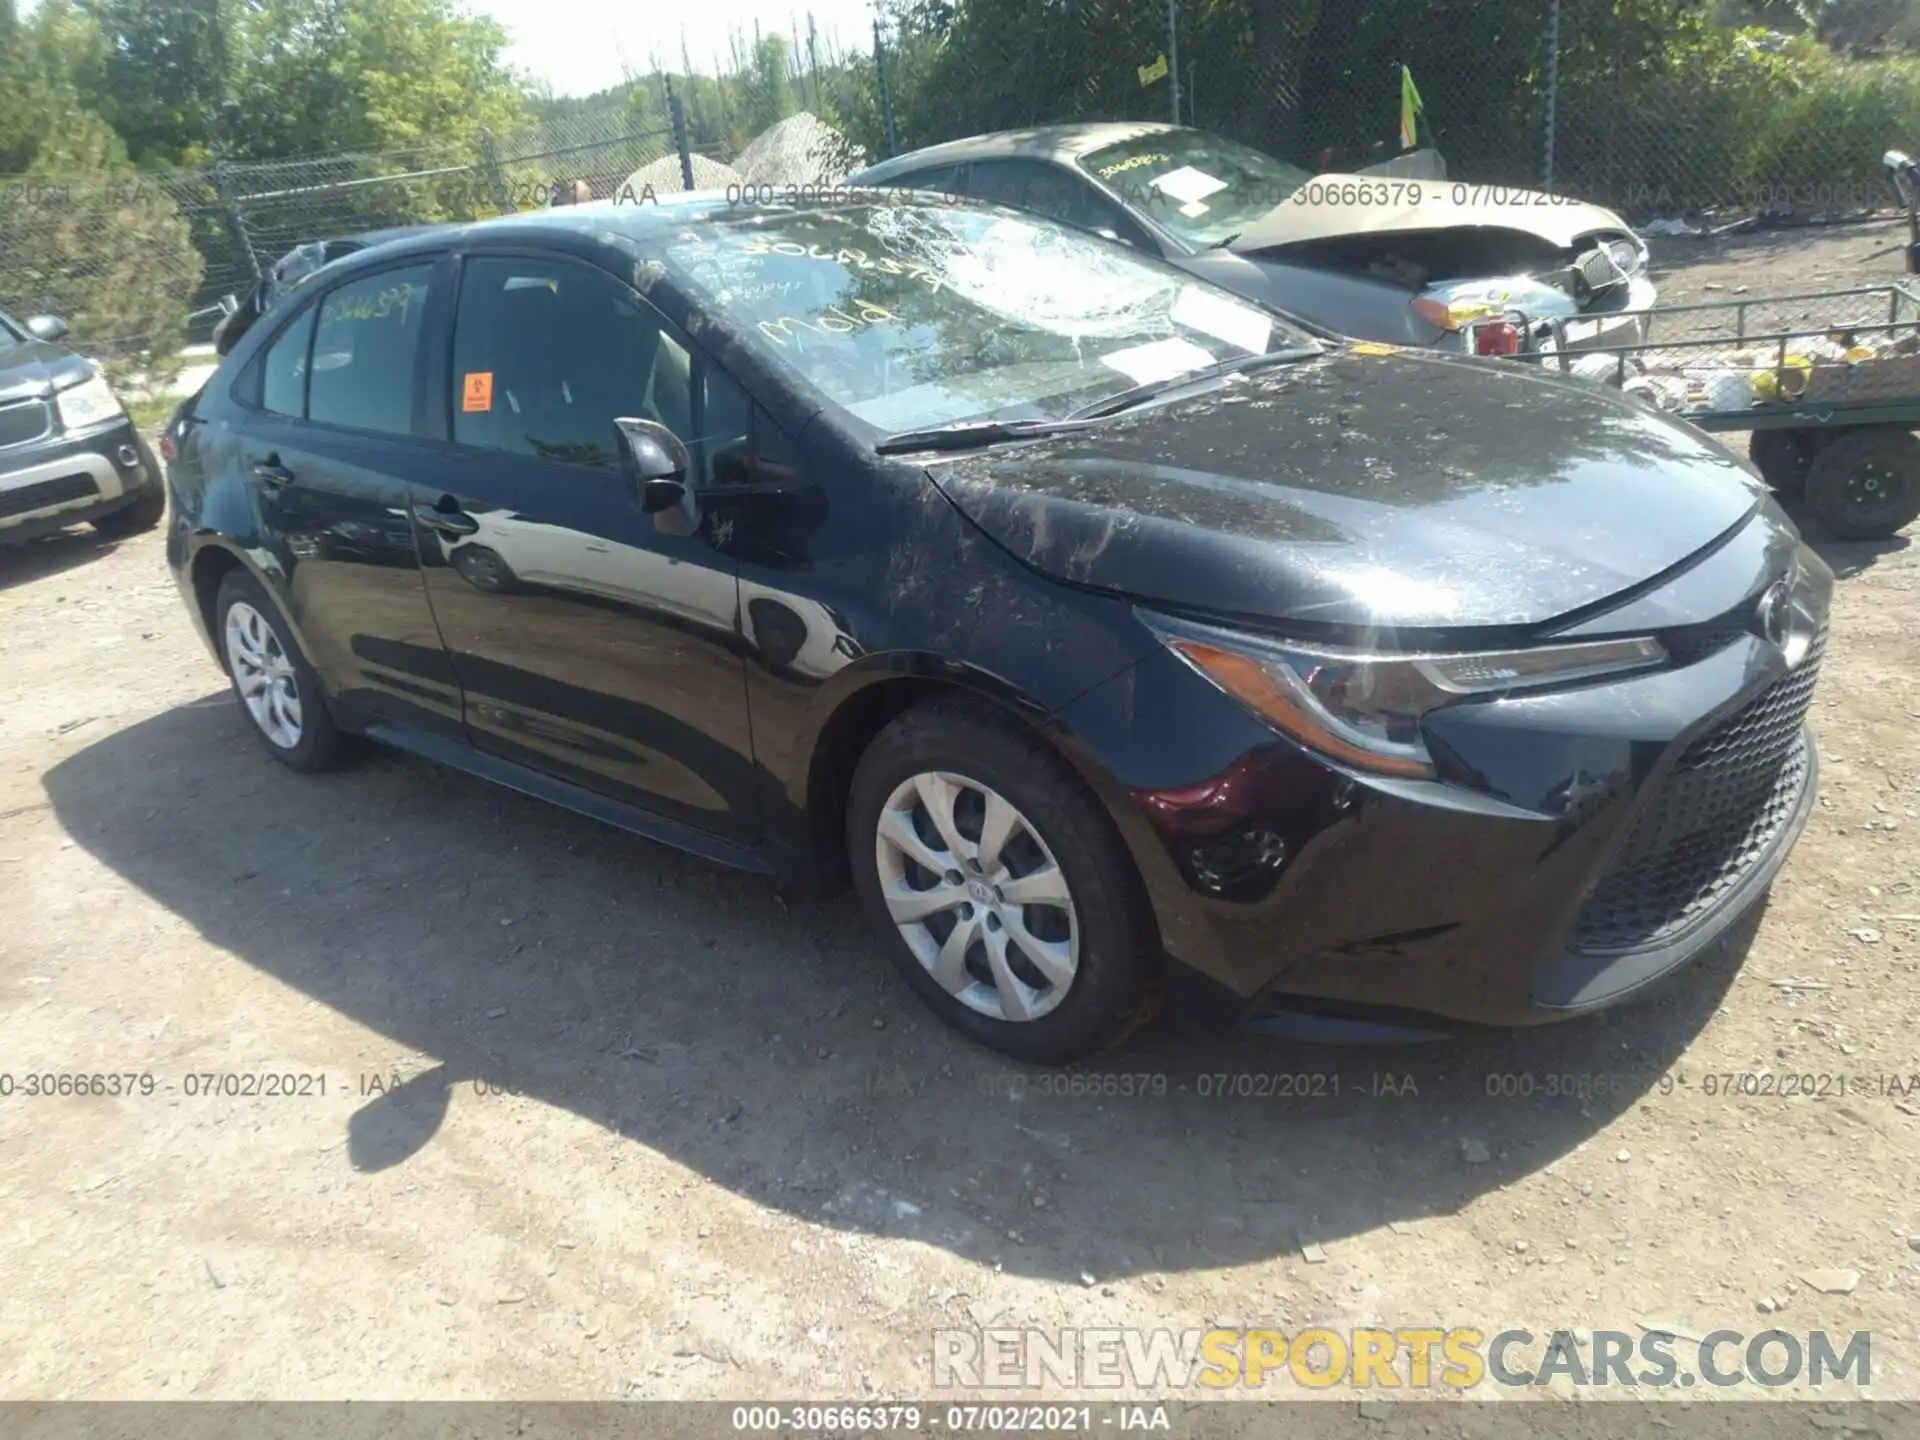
1476, 281, 1920, 540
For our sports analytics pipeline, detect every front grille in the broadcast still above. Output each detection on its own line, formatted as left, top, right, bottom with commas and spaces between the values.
1572, 626, 1825, 953
0, 399, 52, 448
1663, 616, 1755, 667
0, 472, 97, 521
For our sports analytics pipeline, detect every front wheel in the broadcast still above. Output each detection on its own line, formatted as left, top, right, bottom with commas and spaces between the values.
847, 699, 1158, 1063
1802, 427, 1920, 540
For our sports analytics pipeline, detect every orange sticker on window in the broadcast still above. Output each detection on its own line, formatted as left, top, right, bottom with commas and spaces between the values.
461, 372, 494, 412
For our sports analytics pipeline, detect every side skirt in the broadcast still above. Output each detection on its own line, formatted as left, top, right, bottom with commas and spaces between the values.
363, 722, 788, 880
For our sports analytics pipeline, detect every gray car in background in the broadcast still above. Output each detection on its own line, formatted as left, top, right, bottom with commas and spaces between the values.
849, 123, 1654, 355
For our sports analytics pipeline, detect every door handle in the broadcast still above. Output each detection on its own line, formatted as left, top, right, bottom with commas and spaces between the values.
251, 456, 295, 485
414, 500, 479, 536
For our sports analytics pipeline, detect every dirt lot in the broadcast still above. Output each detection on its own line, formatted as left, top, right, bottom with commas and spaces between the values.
2, 222, 1919, 1410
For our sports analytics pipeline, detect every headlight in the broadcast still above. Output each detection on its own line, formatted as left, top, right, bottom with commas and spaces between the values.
1143, 612, 1667, 780
1605, 237, 1647, 277
55, 370, 124, 431
1411, 276, 1575, 333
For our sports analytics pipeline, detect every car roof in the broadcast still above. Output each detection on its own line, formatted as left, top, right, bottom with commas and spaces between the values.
333, 221, 445, 251
313, 189, 980, 275
851, 122, 1187, 182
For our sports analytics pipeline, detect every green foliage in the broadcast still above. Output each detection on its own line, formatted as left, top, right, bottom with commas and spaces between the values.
741, 34, 799, 136
863, 0, 1920, 213
1734, 33, 1920, 188
46, 0, 527, 166
1818, 0, 1920, 53
0, 110, 202, 385
79, 0, 231, 164
0, 0, 109, 172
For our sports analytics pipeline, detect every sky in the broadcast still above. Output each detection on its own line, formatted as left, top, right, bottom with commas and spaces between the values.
472, 0, 881, 96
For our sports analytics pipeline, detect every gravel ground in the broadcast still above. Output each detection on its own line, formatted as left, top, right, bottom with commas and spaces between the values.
1, 223, 1917, 1408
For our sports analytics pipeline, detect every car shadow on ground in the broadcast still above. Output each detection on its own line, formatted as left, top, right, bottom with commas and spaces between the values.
1804, 528, 1911, 580
44, 695, 1756, 1284
0, 527, 126, 591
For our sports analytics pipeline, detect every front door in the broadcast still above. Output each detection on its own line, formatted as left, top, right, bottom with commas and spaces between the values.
407, 249, 762, 842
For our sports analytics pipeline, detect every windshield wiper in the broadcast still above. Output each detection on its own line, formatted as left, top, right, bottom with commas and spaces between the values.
1208, 232, 1242, 250
1067, 345, 1325, 421
873, 417, 1098, 455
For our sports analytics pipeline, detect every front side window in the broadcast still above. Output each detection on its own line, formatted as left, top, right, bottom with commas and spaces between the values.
1077, 131, 1312, 249
0, 313, 23, 355
307, 265, 433, 435
662, 201, 1304, 435
451, 254, 746, 476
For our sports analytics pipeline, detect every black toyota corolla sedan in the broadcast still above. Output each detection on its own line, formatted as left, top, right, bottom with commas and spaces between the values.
164, 191, 1831, 1062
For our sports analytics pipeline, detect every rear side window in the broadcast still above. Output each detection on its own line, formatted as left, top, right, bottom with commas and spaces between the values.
306, 265, 433, 436
965, 159, 1148, 246
887, 163, 964, 197
259, 306, 315, 418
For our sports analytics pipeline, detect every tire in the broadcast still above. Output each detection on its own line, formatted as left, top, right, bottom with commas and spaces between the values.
1747, 429, 1818, 499
214, 569, 348, 773
1803, 427, 1920, 541
846, 697, 1158, 1064
451, 543, 517, 594
91, 486, 165, 539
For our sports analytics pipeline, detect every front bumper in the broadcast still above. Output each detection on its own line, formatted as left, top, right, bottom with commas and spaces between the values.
0, 416, 160, 544
1055, 520, 1830, 1031
1550, 274, 1659, 351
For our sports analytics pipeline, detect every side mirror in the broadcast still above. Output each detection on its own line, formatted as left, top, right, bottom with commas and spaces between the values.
615, 416, 692, 513
24, 314, 68, 343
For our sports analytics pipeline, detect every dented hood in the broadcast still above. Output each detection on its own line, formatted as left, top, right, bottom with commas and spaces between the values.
1229, 176, 1633, 256
927, 348, 1764, 633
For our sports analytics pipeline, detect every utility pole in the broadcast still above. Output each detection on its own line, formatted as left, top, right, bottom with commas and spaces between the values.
1543, 0, 1561, 191
873, 18, 897, 157
1167, 0, 1180, 125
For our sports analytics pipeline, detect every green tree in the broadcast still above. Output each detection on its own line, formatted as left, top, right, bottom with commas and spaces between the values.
77, 0, 232, 164
0, 0, 110, 172
1817, 0, 1920, 51
0, 108, 202, 386
741, 33, 798, 135
220, 0, 524, 158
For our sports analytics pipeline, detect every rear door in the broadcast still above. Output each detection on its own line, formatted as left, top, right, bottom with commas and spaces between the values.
228, 258, 463, 738
404, 248, 762, 842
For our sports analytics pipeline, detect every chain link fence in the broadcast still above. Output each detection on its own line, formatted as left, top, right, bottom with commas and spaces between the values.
867, 0, 1920, 220
0, 105, 681, 387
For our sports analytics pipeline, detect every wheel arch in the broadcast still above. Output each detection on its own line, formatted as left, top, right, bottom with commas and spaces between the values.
186, 539, 316, 678
189, 540, 249, 671
799, 659, 1165, 960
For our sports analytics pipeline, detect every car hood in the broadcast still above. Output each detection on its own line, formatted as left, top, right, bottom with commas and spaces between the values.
1229, 176, 1632, 255
927, 348, 1765, 634
0, 341, 90, 404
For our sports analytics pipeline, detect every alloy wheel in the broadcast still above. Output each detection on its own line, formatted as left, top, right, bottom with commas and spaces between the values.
874, 770, 1079, 1022
224, 600, 304, 750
